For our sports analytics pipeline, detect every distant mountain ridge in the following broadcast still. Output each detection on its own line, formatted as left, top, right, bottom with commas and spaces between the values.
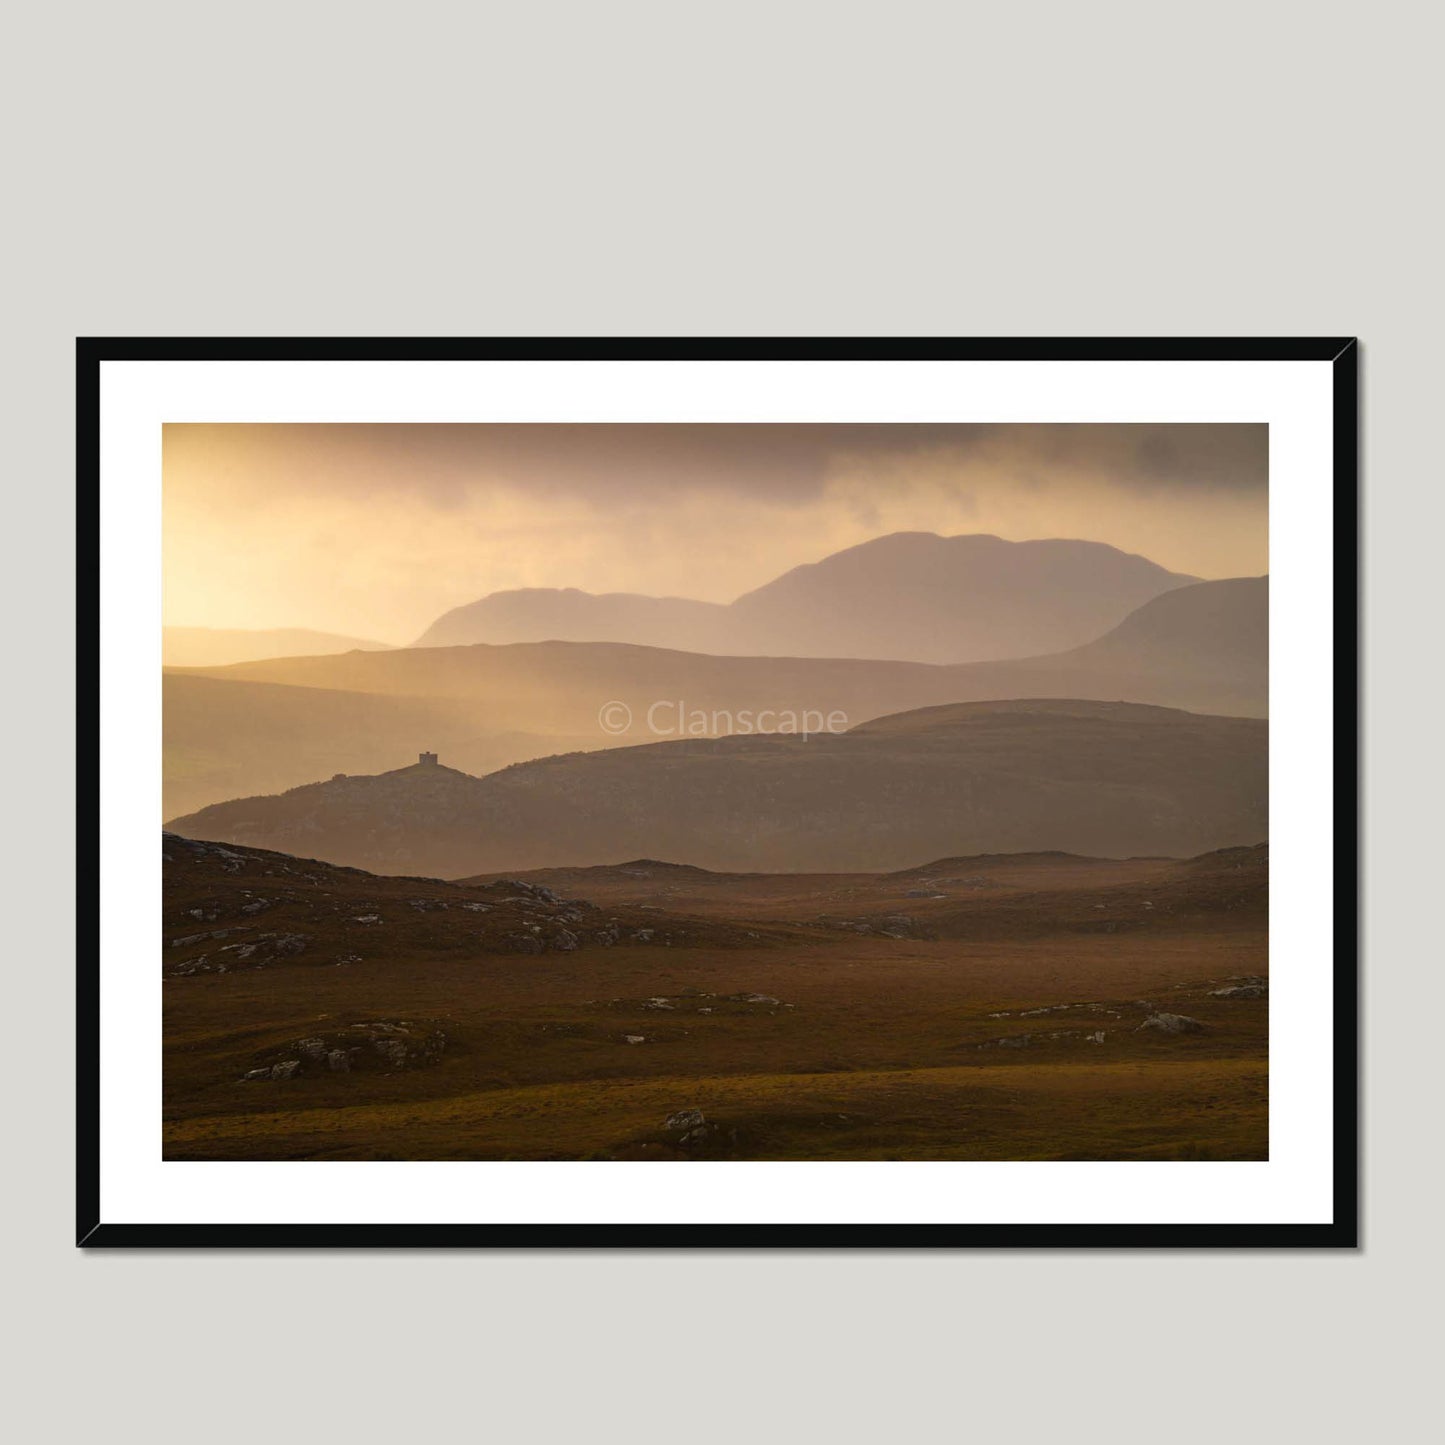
414, 532, 1198, 663
163, 627, 394, 667
919, 576, 1269, 719
168, 698, 1267, 877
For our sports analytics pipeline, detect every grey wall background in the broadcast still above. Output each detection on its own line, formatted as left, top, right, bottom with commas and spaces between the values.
7, 2, 1430, 1441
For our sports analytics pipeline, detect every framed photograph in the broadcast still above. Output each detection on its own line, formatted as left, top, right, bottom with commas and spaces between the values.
79, 338, 1358, 1247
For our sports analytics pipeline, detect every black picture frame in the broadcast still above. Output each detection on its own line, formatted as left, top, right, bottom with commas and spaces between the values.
78, 336, 1359, 1249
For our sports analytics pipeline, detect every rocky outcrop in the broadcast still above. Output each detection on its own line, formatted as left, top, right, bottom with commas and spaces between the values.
1210, 980, 1267, 999
1136, 1012, 1205, 1035
240, 1020, 447, 1081
168, 931, 308, 977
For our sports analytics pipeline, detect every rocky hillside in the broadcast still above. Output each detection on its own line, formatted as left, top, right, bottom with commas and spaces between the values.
163, 831, 788, 979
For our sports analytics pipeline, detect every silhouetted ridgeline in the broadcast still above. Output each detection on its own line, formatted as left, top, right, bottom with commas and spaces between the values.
165, 576, 1266, 816
167, 699, 1267, 877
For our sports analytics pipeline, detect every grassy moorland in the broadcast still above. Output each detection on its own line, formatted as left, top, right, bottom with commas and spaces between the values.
162, 836, 1266, 1161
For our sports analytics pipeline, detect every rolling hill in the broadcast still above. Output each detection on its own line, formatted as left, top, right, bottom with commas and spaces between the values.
462, 843, 1269, 941
414, 532, 1198, 663
927, 576, 1268, 718
165, 576, 1266, 816
168, 699, 1267, 877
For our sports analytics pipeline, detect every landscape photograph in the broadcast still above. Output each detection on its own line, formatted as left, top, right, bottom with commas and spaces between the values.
161, 421, 1269, 1163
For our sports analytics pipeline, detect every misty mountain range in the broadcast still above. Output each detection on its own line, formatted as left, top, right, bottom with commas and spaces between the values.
414, 532, 1199, 663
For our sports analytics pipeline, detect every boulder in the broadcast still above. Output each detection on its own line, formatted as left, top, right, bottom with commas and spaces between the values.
1137, 1012, 1204, 1035
665, 1109, 706, 1132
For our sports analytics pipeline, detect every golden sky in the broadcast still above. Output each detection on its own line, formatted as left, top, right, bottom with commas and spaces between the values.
164, 423, 1268, 644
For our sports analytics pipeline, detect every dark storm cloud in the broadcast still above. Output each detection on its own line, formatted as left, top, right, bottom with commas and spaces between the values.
165, 423, 1267, 508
